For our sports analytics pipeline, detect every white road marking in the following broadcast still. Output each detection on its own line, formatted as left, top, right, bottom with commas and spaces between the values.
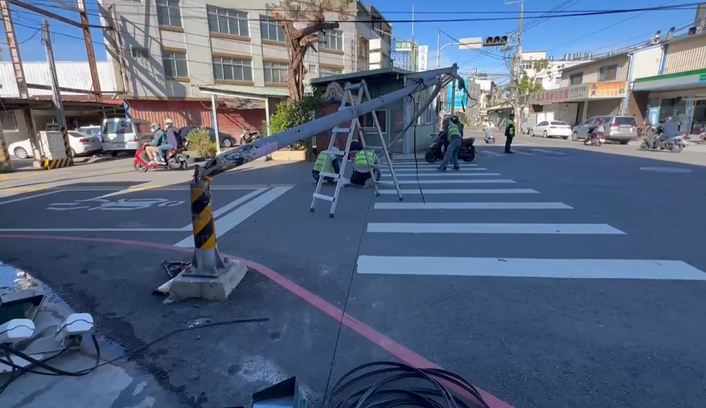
212, 188, 268, 219
481, 151, 503, 157
512, 150, 534, 156
356, 256, 706, 281
390, 163, 479, 167
530, 148, 564, 155
377, 179, 516, 185
393, 173, 501, 177
178, 188, 268, 231
173, 188, 267, 231
0, 228, 183, 232
367, 223, 625, 234
384, 167, 489, 172
174, 186, 292, 248
0, 190, 64, 205
377, 188, 539, 195
374, 202, 573, 210
96, 182, 157, 198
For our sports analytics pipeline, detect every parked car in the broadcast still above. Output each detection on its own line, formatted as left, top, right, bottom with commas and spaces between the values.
101, 118, 154, 156
571, 116, 637, 144
8, 131, 102, 159
178, 126, 236, 148
79, 125, 103, 142
530, 120, 572, 139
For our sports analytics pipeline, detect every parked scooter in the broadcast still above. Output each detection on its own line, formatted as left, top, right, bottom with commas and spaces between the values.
240, 128, 260, 145
134, 143, 190, 172
424, 132, 476, 163
639, 130, 687, 153
425, 132, 448, 162
583, 126, 602, 147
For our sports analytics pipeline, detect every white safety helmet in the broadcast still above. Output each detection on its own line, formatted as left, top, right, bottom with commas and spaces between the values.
165, 118, 173, 126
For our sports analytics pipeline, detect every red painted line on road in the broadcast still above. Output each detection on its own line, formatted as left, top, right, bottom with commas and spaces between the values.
0, 234, 513, 408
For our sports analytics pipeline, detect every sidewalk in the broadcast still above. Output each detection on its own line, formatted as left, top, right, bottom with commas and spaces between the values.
0, 261, 185, 408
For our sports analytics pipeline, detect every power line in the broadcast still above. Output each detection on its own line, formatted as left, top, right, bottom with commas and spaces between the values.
23, 0, 706, 15
544, 0, 680, 53
16, 2, 701, 24
511, 0, 583, 35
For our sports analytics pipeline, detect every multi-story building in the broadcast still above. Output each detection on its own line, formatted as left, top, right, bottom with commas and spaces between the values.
98, 0, 391, 134
526, 50, 631, 125
630, 30, 706, 136
520, 51, 593, 91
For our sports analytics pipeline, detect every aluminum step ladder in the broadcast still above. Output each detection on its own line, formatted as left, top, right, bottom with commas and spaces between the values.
310, 80, 403, 218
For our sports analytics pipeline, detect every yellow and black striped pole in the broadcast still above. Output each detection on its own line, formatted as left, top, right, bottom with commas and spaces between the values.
0, 125, 13, 173
60, 127, 74, 166
186, 174, 225, 276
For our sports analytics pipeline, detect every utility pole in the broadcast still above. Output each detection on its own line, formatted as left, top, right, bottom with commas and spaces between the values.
6, 0, 102, 99
1, 0, 43, 168
42, 21, 67, 130
507, 0, 524, 118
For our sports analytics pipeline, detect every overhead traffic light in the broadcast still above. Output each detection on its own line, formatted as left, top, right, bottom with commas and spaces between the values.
483, 36, 508, 47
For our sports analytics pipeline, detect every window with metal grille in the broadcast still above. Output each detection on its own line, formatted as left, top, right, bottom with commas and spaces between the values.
162, 50, 188, 78
321, 29, 344, 51
361, 110, 388, 133
598, 64, 617, 82
156, 0, 182, 28
130, 46, 150, 59
319, 67, 343, 77
260, 16, 285, 42
207, 6, 249, 36
263, 61, 288, 83
212, 56, 253, 81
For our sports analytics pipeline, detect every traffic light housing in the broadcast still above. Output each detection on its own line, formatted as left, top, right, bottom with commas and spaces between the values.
483, 36, 508, 47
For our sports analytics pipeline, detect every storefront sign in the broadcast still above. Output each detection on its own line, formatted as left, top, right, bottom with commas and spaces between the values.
394, 40, 413, 51
589, 82, 626, 99
633, 68, 706, 92
530, 84, 589, 104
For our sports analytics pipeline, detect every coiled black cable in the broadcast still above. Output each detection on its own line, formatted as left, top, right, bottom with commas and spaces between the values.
324, 361, 490, 408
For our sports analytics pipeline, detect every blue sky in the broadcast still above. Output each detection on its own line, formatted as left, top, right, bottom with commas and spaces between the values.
1, 0, 697, 82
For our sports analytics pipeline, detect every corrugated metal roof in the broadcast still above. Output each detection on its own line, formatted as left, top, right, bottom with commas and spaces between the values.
309, 67, 414, 85
0, 62, 117, 98
198, 85, 289, 98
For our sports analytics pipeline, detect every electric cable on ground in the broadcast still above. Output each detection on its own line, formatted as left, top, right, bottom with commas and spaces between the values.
0, 317, 268, 395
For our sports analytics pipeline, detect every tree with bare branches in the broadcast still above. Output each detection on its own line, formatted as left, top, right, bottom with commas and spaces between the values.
266, 0, 353, 102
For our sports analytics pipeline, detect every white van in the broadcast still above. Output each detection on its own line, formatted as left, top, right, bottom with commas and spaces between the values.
101, 118, 154, 155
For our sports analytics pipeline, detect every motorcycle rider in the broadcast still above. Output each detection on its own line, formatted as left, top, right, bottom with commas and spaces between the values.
438, 115, 463, 171
145, 123, 166, 163
659, 116, 679, 147
504, 113, 516, 154
156, 119, 178, 163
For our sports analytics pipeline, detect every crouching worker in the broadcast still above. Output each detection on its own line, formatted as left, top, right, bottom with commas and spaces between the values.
312, 147, 341, 184
351, 149, 380, 188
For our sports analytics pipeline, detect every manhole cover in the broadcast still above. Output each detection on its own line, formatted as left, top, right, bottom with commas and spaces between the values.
639, 166, 692, 173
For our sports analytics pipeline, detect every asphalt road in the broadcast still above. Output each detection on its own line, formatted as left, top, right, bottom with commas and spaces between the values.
1, 146, 705, 408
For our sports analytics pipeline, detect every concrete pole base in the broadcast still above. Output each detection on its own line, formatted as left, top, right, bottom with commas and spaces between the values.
169, 259, 247, 302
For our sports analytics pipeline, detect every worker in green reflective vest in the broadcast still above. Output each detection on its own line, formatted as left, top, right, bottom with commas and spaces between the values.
438, 115, 462, 171
350, 149, 379, 188
312, 147, 341, 184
